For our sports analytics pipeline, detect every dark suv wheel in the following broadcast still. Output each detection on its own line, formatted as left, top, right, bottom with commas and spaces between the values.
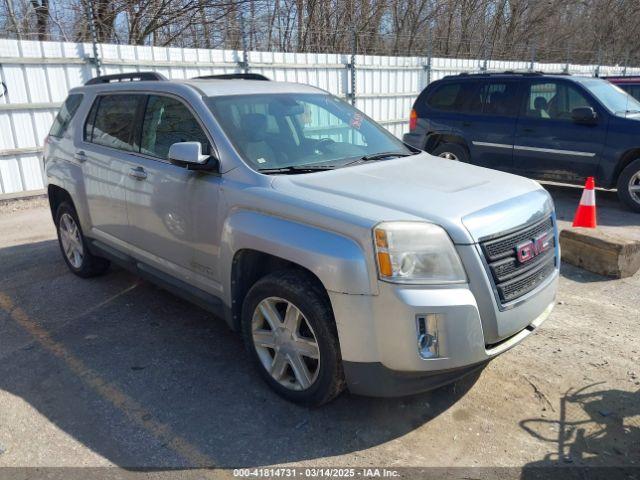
241, 270, 345, 406
431, 143, 470, 162
617, 159, 640, 213
55, 201, 110, 277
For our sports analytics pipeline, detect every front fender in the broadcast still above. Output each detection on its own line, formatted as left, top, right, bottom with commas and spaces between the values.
219, 210, 374, 304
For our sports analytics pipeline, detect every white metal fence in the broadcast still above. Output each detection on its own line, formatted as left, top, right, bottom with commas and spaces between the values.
1, 38, 639, 198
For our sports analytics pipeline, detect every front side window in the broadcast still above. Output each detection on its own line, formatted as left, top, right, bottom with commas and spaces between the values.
525, 81, 593, 121
141, 95, 210, 159
87, 94, 143, 151
49, 94, 83, 138
206, 93, 411, 171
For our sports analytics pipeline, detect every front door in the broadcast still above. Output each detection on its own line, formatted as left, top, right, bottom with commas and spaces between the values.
124, 94, 223, 295
513, 79, 606, 182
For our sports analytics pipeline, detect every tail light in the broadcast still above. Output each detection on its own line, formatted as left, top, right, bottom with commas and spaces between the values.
409, 109, 417, 131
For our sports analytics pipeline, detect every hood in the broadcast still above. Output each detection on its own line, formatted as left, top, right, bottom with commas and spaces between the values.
271, 153, 554, 244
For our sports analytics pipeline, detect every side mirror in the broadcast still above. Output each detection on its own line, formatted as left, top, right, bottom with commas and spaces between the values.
168, 142, 218, 172
571, 107, 598, 125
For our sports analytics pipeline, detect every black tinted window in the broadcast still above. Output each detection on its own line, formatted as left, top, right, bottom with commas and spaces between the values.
88, 95, 143, 151
49, 94, 83, 138
468, 81, 520, 116
141, 95, 210, 159
427, 81, 480, 113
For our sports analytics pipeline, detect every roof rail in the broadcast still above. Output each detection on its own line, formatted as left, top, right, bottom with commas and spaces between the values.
85, 72, 167, 86
449, 70, 570, 78
192, 73, 270, 81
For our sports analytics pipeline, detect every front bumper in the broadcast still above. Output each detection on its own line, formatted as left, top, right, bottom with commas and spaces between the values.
328, 271, 557, 397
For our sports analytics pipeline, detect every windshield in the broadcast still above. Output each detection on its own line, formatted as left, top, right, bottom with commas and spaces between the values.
581, 79, 640, 114
206, 93, 412, 172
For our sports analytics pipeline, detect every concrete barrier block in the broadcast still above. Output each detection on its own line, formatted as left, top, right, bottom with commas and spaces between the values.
559, 228, 640, 279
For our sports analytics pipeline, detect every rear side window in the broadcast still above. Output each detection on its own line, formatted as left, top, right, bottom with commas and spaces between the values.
467, 81, 520, 116
140, 95, 210, 159
85, 94, 143, 151
49, 94, 83, 138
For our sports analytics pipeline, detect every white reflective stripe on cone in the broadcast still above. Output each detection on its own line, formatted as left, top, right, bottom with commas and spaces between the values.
580, 188, 596, 206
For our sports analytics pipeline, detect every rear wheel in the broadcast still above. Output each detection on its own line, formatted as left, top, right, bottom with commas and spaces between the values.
241, 271, 345, 406
431, 143, 470, 162
55, 202, 110, 277
617, 159, 640, 213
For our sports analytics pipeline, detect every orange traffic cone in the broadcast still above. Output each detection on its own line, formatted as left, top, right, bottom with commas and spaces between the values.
572, 177, 597, 228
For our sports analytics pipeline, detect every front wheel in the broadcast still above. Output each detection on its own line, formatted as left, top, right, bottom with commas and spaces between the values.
431, 142, 470, 162
241, 271, 345, 406
617, 159, 640, 213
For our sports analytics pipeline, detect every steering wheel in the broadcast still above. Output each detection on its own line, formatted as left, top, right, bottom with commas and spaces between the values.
315, 138, 335, 153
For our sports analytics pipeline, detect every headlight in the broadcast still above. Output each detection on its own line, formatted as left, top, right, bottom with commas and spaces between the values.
373, 222, 467, 284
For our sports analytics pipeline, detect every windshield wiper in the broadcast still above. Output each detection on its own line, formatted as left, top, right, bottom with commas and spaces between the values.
258, 164, 337, 174
342, 151, 414, 167
360, 151, 414, 161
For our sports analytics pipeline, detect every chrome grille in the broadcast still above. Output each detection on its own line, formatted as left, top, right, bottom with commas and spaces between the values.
480, 217, 556, 305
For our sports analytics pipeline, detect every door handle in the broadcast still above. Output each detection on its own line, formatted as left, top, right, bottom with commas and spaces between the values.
128, 166, 147, 180
522, 128, 535, 133
74, 150, 87, 163
462, 121, 472, 127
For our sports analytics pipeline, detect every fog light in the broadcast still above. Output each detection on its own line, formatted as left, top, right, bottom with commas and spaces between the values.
416, 314, 441, 359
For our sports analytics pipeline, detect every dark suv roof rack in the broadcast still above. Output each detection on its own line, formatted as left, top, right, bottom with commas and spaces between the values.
85, 72, 167, 85
192, 73, 270, 81
449, 70, 571, 78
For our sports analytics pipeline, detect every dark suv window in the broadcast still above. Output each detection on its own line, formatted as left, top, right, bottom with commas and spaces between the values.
85, 94, 144, 151
467, 81, 520, 116
524, 81, 592, 120
49, 94, 83, 138
140, 95, 210, 159
427, 82, 470, 111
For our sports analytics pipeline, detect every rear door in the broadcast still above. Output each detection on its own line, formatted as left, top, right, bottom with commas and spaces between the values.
512, 79, 606, 182
456, 78, 521, 172
124, 94, 223, 293
80, 93, 146, 243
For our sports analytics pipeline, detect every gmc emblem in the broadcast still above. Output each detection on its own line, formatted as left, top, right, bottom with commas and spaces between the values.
516, 231, 553, 264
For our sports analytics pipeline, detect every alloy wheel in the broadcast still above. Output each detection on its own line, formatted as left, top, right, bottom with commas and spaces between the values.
59, 213, 84, 269
629, 171, 640, 204
438, 152, 459, 161
251, 297, 320, 391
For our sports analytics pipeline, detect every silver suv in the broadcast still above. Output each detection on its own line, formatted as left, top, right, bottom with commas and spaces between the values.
44, 72, 559, 405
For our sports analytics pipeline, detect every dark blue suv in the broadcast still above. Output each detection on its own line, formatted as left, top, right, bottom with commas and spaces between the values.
403, 73, 640, 212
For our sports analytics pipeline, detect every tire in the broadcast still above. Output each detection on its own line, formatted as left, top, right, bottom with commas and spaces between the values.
55, 201, 110, 277
617, 159, 640, 213
431, 142, 470, 162
241, 270, 345, 406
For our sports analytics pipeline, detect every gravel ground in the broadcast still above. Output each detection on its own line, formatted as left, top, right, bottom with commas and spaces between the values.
0, 185, 638, 478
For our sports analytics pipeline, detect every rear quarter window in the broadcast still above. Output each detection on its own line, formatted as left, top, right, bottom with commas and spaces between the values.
49, 94, 83, 138
426, 81, 477, 112
427, 83, 463, 111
